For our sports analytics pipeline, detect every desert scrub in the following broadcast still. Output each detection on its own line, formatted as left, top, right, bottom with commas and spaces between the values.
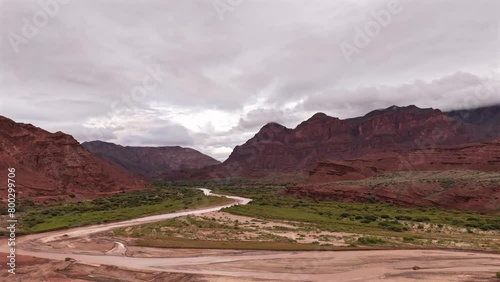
215, 185, 500, 233
357, 236, 385, 245
17, 186, 231, 233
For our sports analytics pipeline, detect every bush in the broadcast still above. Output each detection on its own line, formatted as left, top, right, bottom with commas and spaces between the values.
403, 236, 415, 242
363, 215, 378, 221
496, 271, 500, 279
357, 236, 385, 245
414, 216, 431, 222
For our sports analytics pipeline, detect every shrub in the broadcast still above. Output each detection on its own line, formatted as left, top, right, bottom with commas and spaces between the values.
357, 236, 385, 245
364, 215, 378, 221
414, 216, 431, 222
403, 236, 415, 242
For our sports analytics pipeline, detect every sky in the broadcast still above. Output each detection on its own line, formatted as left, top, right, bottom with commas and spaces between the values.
0, 0, 499, 161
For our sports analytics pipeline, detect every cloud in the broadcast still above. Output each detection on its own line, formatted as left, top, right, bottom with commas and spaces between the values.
298, 72, 500, 118
0, 0, 498, 161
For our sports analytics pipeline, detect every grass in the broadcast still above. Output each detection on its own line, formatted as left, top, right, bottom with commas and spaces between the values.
213, 185, 500, 234
102, 179, 500, 252
5, 185, 231, 234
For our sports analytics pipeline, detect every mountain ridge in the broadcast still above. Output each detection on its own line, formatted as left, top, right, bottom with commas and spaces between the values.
82, 141, 221, 179
160, 104, 500, 180
0, 115, 148, 204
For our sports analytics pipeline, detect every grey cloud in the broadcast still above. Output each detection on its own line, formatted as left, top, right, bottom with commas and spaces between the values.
0, 0, 499, 161
298, 72, 500, 118
120, 124, 194, 147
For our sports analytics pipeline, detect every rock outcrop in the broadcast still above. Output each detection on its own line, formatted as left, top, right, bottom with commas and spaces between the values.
287, 140, 500, 213
0, 116, 147, 204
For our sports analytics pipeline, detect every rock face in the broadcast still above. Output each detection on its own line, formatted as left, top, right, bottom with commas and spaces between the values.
445, 105, 500, 138
307, 140, 500, 183
82, 141, 221, 179
287, 140, 500, 213
164, 105, 498, 180
286, 175, 499, 213
0, 116, 147, 203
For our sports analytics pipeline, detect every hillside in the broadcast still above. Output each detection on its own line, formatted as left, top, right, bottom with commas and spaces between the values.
0, 116, 147, 204
82, 141, 220, 179
161, 105, 499, 180
286, 140, 500, 213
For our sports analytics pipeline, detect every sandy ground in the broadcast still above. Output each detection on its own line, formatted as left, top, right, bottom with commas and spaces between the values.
191, 211, 356, 245
1, 189, 499, 281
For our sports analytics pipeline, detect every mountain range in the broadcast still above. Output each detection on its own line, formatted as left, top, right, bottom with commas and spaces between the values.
0, 104, 498, 210
160, 105, 500, 180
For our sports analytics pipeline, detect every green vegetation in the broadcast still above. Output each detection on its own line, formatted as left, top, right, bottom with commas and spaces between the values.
14, 185, 230, 233
357, 236, 385, 245
213, 186, 500, 234
105, 180, 499, 251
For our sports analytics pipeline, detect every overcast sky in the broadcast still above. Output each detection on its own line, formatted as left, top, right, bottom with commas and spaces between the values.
0, 0, 499, 160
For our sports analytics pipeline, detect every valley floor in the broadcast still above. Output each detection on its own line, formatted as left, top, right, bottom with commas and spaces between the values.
1, 188, 499, 281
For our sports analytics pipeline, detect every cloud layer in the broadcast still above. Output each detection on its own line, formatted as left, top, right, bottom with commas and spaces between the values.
0, 0, 499, 160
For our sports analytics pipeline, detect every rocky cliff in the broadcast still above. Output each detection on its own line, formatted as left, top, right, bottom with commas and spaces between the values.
0, 116, 148, 204
162, 105, 498, 180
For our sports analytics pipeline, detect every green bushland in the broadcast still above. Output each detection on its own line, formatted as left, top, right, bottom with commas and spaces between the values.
357, 236, 385, 245
212, 186, 500, 234
16, 185, 231, 233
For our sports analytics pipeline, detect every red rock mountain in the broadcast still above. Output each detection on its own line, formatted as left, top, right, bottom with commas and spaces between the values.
287, 140, 500, 213
445, 105, 500, 138
82, 141, 221, 179
306, 140, 500, 183
0, 116, 147, 204
162, 105, 499, 180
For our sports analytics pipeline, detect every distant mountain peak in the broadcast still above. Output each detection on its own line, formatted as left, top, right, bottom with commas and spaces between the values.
82, 141, 221, 179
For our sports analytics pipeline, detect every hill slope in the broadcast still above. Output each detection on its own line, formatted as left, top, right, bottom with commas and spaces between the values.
82, 141, 220, 179
287, 140, 500, 213
0, 116, 147, 204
